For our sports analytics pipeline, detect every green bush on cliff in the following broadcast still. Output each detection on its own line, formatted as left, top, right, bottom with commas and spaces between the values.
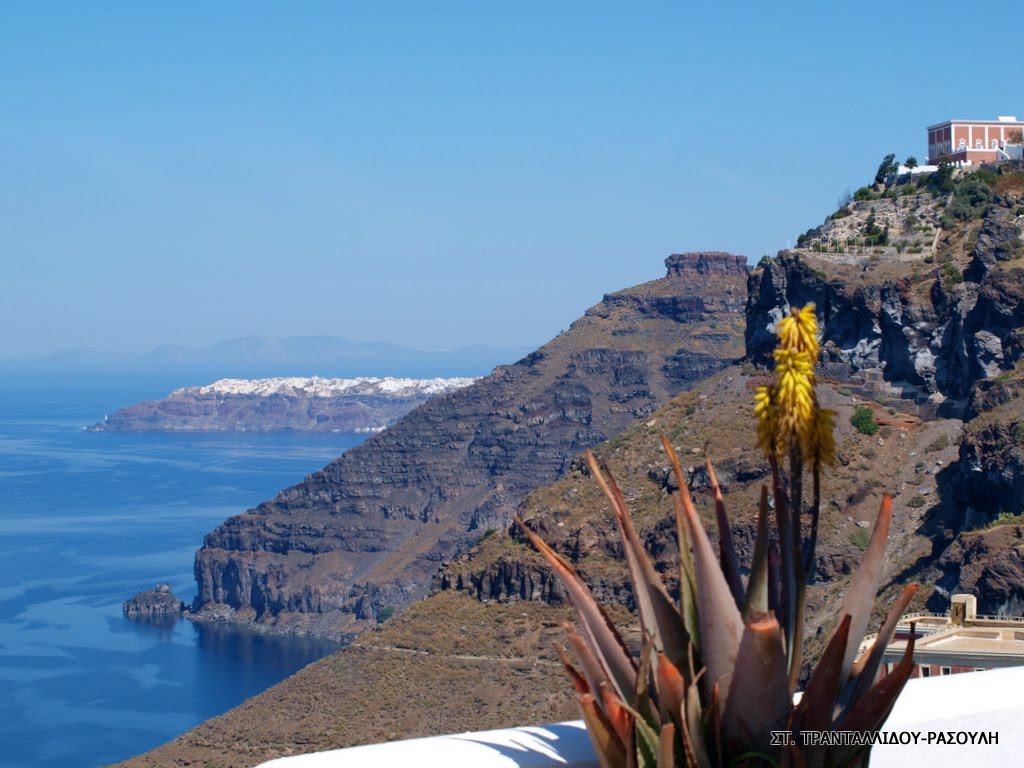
851, 405, 879, 435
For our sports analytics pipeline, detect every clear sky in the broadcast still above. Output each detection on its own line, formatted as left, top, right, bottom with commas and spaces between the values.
1, 1, 1018, 358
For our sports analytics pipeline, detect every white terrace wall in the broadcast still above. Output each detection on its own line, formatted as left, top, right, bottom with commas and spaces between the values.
258, 665, 1024, 768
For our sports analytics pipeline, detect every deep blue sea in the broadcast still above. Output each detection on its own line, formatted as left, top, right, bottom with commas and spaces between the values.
0, 382, 363, 768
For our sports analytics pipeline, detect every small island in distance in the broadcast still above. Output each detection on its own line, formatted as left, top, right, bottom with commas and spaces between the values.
89, 376, 477, 433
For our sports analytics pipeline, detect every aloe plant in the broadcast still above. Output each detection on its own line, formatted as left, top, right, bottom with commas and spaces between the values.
516, 304, 917, 768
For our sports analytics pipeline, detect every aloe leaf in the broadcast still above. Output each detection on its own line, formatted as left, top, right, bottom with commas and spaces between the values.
768, 539, 782, 619
742, 485, 771, 620
684, 671, 711, 768
657, 723, 676, 768
674, 467, 744, 710
565, 624, 612, 700
654, 652, 684, 729
841, 583, 918, 713
831, 631, 917, 767
791, 614, 851, 736
600, 682, 635, 746
705, 456, 744, 609
722, 613, 791, 758
672, 491, 702, 657
635, 634, 662, 731
590, 451, 691, 671
580, 692, 629, 768
769, 456, 797, 671
555, 642, 590, 694
832, 495, 893, 684
514, 516, 638, 703
625, 701, 660, 768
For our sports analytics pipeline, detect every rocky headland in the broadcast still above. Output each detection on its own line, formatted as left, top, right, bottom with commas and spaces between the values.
90, 376, 476, 433
188, 252, 749, 637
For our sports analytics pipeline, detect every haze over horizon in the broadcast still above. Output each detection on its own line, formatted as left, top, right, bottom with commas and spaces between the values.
1, 0, 1015, 358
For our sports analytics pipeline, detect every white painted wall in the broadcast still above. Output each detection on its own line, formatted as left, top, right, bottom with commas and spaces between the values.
257, 665, 1024, 768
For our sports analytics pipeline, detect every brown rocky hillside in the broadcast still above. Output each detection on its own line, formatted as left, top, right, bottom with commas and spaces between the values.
192, 252, 748, 637
120, 164, 1024, 768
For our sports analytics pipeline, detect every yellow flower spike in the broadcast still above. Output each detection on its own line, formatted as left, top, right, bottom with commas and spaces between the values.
776, 303, 820, 360
754, 385, 778, 458
808, 408, 837, 466
772, 349, 816, 454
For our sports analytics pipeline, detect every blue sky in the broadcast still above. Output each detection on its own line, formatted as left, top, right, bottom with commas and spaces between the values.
1, 1, 1017, 358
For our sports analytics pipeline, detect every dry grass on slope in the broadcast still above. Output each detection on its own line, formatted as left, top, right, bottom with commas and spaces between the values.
111, 592, 578, 768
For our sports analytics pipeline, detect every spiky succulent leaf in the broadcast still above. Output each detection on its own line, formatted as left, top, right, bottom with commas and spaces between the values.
657, 723, 676, 768
590, 452, 691, 673
791, 614, 852, 737
722, 614, 791, 758
832, 496, 893, 684
555, 643, 590, 695
514, 516, 638, 704
663, 437, 701, 656
705, 456, 744, 610
831, 632, 917, 767
742, 485, 771, 621
580, 692, 628, 768
842, 583, 918, 713
673, 469, 743, 710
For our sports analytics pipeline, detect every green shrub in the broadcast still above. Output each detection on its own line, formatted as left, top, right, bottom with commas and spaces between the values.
476, 528, 497, 544
987, 511, 1024, 529
927, 434, 951, 452
377, 606, 395, 623
942, 261, 964, 288
851, 405, 879, 435
907, 495, 928, 508
837, 387, 853, 397
849, 527, 870, 550
947, 178, 994, 221
1012, 422, 1024, 446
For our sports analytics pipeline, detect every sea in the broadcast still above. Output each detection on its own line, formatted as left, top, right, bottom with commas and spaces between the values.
0, 377, 365, 768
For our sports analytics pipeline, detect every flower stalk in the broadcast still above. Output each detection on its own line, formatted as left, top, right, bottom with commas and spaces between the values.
518, 302, 916, 768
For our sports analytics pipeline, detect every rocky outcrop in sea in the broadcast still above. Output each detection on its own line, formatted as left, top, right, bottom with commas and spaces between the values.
123, 584, 186, 617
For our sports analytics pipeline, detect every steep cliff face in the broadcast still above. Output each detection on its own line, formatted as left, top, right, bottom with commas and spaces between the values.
192, 253, 748, 635
746, 205, 1024, 403
931, 525, 1024, 615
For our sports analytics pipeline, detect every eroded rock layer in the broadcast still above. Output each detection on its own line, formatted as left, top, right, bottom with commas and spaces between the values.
192, 253, 749, 635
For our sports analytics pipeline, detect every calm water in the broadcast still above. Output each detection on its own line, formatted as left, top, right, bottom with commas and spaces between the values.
0, 384, 363, 768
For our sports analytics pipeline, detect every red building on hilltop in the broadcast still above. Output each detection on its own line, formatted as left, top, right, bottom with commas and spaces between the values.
927, 115, 1024, 164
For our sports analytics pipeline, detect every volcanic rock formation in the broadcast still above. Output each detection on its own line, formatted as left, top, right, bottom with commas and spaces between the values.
191, 253, 749, 636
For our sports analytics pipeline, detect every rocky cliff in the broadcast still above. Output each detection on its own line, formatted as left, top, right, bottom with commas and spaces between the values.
90, 377, 475, 433
119, 167, 1024, 768
191, 253, 748, 636
747, 200, 1024, 407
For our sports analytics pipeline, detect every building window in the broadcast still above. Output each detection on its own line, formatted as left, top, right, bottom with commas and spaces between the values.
959, 139, 967, 150
975, 667, 986, 672
921, 666, 931, 677
976, 139, 984, 149
992, 139, 999, 149
941, 666, 952, 676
